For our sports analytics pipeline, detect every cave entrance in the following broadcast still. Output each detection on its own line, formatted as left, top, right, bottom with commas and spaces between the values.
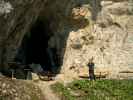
15, 19, 60, 74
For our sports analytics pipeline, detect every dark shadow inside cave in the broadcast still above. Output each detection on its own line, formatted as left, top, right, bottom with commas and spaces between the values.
11, 19, 61, 79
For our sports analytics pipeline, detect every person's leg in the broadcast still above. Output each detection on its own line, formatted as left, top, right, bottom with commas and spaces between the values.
92, 70, 95, 80
93, 74, 96, 80
89, 71, 95, 80
89, 70, 93, 80
89, 74, 93, 80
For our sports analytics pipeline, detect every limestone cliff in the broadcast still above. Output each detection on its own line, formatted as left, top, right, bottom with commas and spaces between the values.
0, 0, 133, 80
41, 0, 133, 79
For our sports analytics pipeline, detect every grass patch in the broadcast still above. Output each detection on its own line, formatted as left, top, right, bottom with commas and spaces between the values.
51, 80, 133, 100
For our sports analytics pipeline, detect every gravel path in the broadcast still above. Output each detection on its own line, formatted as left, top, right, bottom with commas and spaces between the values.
37, 81, 60, 100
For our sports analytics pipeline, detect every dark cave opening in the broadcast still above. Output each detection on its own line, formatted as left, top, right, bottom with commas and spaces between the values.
15, 19, 60, 75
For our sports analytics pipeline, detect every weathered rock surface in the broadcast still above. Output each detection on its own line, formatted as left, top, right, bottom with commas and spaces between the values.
46, 0, 133, 79
0, 0, 133, 80
63, 0, 133, 79
0, 0, 46, 70
0, 76, 44, 100
61, 0, 133, 79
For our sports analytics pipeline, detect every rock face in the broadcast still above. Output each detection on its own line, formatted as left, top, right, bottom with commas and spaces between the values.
0, 0, 47, 70
63, 0, 133, 79
0, 0, 133, 79
45, 0, 133, 79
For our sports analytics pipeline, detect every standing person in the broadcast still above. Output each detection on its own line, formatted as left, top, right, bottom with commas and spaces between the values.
87, 57, 95, 80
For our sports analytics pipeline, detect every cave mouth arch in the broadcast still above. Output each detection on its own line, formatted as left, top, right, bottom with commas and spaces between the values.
15, 18, 61, 75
